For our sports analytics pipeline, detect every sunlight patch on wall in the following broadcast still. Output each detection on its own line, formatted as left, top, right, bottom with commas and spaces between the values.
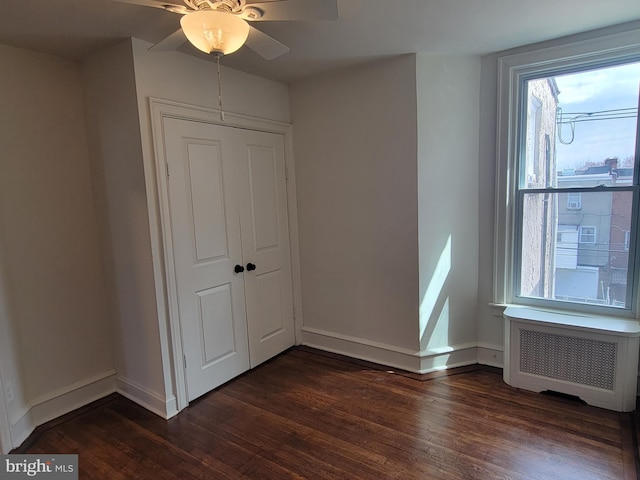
424, 297, 451, 351
419, 235, 451, 347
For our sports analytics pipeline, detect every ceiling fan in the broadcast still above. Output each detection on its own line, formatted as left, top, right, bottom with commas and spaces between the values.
112, 0, 339, 60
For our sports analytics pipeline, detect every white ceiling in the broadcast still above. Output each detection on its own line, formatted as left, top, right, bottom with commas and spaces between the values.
2, 0, 640, 83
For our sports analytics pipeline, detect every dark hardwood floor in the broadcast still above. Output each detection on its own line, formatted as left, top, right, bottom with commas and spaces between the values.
17, 347, 637, 479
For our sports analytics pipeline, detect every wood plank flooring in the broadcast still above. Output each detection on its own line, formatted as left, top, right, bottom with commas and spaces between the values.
17, 347, 637, 479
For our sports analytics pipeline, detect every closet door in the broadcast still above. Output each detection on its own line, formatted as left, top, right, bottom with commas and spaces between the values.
162, 116, 295, 401
236, 129, 295, 367
163, 117, 249, 402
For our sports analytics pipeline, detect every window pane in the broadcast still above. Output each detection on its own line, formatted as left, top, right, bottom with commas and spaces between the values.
522, 79, 557, 189
519, 191, 632, 308
522, 62, 640, 190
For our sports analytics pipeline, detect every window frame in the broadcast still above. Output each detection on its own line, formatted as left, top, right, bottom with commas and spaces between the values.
494, 29, 640, 317
626, 230, 631, 251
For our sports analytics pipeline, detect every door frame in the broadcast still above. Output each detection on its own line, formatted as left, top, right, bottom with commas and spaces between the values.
148, 98, 303, 412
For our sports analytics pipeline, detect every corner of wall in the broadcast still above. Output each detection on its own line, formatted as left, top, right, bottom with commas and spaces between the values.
115, 375, 178, 420
8, 371, 116, 450
82, 38, 170, 410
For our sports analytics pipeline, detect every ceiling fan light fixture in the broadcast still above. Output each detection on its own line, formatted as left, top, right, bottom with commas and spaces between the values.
180, 10, 250, 55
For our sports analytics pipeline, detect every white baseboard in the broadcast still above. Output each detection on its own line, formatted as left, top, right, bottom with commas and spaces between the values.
417, 343, 479, 373
477, 343, 504, 368
116, 376, 178, 420
9, 370, 117, 450
302, 327, 481, 374
7, 371, 179, 450
302, 327, 422, 372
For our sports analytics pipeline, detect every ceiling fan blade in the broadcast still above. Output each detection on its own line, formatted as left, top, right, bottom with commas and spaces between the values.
247, 0, 338, 21
149, 28, 187, 51
245, 26, 290, 60
111, 0, 188, 14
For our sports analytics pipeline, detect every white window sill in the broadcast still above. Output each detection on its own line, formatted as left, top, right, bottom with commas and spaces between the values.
500, 305, 640, 336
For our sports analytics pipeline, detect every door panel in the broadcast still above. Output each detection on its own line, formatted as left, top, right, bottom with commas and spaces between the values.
238, 130, 295, 367
197, 284, 235, 364
247, 145, 280, 251
163, 117, 249, 402
186, 144, 228, 262
255, 270, 285, 340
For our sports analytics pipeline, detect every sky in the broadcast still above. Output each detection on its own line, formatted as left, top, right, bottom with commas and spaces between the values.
553, 61, 640, 171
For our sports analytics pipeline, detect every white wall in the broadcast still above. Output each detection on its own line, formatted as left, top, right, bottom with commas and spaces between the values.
291, 54, 483, 372
0, 44, 114, 449
416, 54, 482, 370
0, 232, 22, 453
82, 40, 169, 416
290, 55, 421, 369
131, 39, 290, 123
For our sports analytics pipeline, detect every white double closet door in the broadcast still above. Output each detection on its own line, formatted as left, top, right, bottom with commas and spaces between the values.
163, 117, 294, 402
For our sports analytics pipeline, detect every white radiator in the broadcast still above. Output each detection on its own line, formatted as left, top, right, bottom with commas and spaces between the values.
503, 307, 640, 412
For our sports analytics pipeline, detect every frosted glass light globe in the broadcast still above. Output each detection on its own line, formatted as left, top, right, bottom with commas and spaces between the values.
180, 10, 250, 55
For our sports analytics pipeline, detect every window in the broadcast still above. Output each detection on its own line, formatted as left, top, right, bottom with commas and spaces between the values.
579, 226, 597, 244
495, 30, 640, 315
567, 192, 581, 209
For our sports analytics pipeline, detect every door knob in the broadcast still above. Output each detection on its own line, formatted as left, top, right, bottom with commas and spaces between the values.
234, 264, 245, 273
246, 262, 256, 272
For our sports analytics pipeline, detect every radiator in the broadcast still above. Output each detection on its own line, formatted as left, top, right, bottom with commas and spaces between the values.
503, 307, 640, 412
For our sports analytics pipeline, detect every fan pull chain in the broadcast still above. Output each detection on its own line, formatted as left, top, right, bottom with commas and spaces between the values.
215, 53, 225, 122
